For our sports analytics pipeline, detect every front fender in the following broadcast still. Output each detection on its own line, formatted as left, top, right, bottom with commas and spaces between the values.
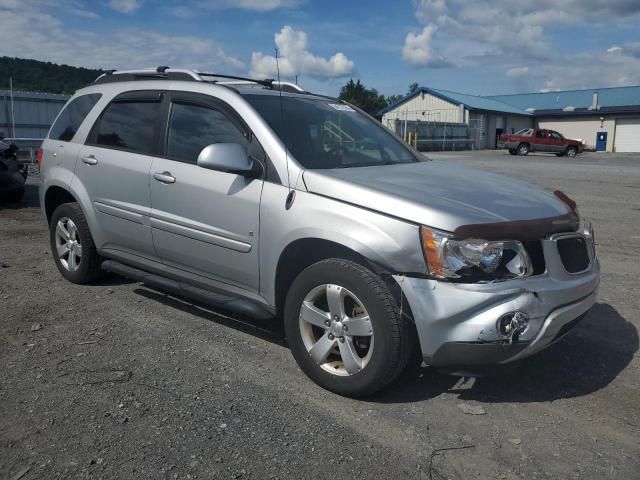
259, 183, 425, 305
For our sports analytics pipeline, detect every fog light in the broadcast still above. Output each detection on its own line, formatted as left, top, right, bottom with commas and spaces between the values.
497, 311, 529, 341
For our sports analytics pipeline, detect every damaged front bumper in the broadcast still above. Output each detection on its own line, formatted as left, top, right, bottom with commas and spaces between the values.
394, 240, 600, 367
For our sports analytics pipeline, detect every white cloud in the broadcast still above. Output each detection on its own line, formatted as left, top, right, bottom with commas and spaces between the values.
402, 24, 451, 68
109, 0, 142, 14
608, 42, 640, 59
249, 26, 354, 79
0, 1, 243, 72
507, 66, 529, 78
196, 0, 299, 11
404, 0, 640, 89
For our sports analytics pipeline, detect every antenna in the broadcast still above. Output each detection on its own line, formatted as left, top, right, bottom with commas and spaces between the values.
276, 47, 294, 204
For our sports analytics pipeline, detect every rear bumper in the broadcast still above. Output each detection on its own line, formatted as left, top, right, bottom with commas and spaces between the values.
393, 238, 600, 367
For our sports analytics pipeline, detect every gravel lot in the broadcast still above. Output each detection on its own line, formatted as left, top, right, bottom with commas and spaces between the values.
1, 151, 639, 480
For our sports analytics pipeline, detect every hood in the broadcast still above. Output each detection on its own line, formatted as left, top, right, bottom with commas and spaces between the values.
302, 160, 572, 233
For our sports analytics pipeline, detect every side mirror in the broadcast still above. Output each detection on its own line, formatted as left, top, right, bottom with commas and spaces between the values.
197, 143, 261, 177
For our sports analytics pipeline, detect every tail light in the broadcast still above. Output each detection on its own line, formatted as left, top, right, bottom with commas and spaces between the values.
36, 147, 43, 167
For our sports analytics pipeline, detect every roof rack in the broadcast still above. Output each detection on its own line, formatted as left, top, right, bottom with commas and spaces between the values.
93, 67, 306, 93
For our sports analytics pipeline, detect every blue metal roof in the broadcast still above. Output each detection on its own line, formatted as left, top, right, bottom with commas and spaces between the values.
377, 87, 530, 117
487, 85, 640, 112
429, 88, 531, 115
377, 84, 640, 117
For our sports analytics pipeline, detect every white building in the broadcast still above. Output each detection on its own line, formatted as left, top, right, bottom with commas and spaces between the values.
378, 85, 640, 152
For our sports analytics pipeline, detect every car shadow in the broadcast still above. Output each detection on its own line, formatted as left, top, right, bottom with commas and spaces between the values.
114, 284, 637, 405
372, 302, 638, 404
133, 286, 286, 347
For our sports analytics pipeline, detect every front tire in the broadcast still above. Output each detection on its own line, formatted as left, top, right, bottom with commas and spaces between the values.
49, 202, 103, 284
565, 146, 577, 157
284, 258, 412, 397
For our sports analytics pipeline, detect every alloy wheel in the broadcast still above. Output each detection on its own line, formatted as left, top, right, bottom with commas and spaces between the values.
54, 217, 82, 271
298, 284, 374, 376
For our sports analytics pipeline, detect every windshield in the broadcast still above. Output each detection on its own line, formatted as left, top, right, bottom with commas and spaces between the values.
244, 94, 422, 169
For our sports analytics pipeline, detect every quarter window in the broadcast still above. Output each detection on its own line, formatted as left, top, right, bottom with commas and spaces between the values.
49, 94, 101, 142
91, 100, 161, 155
166, 103, 248, 164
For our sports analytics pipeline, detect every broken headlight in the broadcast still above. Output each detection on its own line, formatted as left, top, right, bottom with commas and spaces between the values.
420, 226, 533, 282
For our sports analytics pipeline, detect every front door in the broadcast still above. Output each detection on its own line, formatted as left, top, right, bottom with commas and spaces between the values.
149, 93, 264, 291
548, 131, 565, 153
532, 129, 547, 151
74, 91, 163, 259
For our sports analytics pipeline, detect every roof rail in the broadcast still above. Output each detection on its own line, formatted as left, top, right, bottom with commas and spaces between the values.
94, 68, 202, 84
93, 67, 305, 92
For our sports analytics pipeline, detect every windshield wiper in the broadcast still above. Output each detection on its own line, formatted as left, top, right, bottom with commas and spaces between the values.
334, 160, 396, 169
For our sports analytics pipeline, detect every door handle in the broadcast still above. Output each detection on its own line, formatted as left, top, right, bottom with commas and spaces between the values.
82, 155, 98, 165
153, 171, 176, 184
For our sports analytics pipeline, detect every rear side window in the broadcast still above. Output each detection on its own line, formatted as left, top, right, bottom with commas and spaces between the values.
91, 100, 161, 155
49, 93, 101, 142
166, 103, 248, 163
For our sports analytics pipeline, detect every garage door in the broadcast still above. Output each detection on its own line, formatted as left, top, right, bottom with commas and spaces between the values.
614, 119, 640, 152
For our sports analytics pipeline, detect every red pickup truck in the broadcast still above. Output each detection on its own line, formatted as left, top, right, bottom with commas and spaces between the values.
500, 128, 584, 157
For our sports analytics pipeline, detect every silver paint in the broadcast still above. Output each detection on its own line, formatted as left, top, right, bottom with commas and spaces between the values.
40, 75, 600, 369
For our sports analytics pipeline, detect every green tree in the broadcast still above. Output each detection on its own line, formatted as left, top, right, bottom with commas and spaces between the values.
338, 79, 388, 117
409, 82, 420, 94
385, 94, 404, 105
0, 57, 103, 94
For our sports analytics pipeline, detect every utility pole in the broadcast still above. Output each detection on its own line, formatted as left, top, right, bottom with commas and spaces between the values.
9, 76, 16, 138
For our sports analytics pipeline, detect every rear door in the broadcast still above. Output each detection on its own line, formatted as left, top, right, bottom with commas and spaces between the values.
43, 93, 102, 179
149, 92, 264, 290
74, 90, 163, 259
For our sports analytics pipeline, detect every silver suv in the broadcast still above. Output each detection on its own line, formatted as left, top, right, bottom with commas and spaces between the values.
39, 68, 600, 397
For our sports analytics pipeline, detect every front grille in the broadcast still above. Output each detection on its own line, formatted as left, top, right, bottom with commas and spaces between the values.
557, 236, 590, 273
522, 240, 546, 275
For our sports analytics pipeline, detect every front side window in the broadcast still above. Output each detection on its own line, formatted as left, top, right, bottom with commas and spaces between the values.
166, 103, 248, 163
49, 93, 101, 142
550, 131, 562, 140
92, 100, 161, 155
244, 94, 421, 169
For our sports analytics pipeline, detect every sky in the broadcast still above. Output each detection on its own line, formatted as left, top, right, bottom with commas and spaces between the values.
1, 0, 640, 97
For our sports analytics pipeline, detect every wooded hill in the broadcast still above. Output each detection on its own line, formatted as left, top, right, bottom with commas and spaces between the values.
0, 57, 103, 94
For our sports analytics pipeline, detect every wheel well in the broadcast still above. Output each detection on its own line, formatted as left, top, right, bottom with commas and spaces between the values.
44, 186, 77, 223
275, 239, 376, 317
518, 142, 530, 148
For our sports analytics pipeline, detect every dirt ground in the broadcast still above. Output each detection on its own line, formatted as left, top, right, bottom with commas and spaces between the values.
1, 151, 639, 480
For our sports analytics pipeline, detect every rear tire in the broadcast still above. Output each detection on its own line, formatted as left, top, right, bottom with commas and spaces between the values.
0, 188, 24, 203
284, 258, 412, 397
49, 202, 104, 284
517, 143, 529, 155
